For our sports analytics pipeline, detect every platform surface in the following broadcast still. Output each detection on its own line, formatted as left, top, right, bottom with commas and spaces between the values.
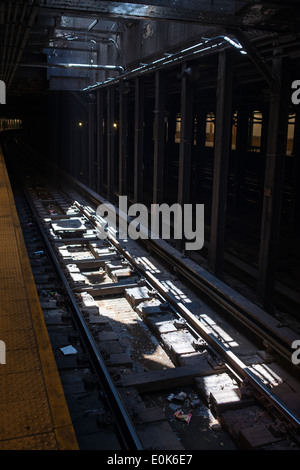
0, 147, 78, 450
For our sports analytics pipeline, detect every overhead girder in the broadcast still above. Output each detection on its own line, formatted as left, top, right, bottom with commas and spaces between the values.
37, 0, 300, 33
1, 0, 299, 93
1, 0, 41, 89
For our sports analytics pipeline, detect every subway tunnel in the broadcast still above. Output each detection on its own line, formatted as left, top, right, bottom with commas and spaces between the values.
0, 0, 300, 452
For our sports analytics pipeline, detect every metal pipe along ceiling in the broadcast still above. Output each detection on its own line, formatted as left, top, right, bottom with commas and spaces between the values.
1, 1, 12, 78
19, 63, 124, 73
4, 2, 28, 84
1, 0, 41, 89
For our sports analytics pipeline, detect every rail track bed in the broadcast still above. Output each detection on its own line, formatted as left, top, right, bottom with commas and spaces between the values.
5, 139, 300, 451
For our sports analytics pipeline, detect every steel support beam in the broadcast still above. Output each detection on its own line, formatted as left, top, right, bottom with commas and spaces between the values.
7, 0, 41, 89
177, 63, 193, 251
193, 110, 207, 202
38, 1, 293, 32
233, 107, 248, 213
53, 92, 61, 167
257, 106, 269, 214
107, 85, 115, 202
257, 56, 290, 312
134, 77, 144, 203
165, 109, 177, 196
82, 116, 88, 185
38, 1, 241, 27
70, 91, 89, 183
209, 50, 233, 277
72, 101, 79, 180
231, 29, 280, 89
96, 88, 105, 194
88, 103, 96, 190
118, 80, 128, 196
292, 112, 300, 233
153, 70, 166, 205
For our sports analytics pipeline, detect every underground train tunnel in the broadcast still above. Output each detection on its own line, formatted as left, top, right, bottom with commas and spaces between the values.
0, 0, 300, 453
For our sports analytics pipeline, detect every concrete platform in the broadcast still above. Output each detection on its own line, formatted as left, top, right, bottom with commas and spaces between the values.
0, 146, 78, 450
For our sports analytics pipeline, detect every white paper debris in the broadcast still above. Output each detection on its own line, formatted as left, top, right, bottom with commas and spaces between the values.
60, 345, 78, 355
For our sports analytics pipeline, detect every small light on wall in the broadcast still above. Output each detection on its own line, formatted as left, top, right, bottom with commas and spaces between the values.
78, 121, 83, 127
113, 122, 118, 129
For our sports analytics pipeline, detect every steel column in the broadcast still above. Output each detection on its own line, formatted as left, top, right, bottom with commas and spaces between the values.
96, 88, 105, 194
153, 70, 166, 205
134, 77, 144, 203
73, 102, 79, 180
88, 102, 96, 190
107, 86, 115, 202
233, 107, 248, 213
176, 64, 194, 251
209, 50, 233, 276
292, 111, 300, 232
82, 116, 88, 184
119, 80, 128, 196
165, 108, 177, 201
257, 106, 269, 215
257, 57, 290, 312
193, 110, 207, 202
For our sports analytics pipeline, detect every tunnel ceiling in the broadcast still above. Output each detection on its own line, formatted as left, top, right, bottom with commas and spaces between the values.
0, 0, 300, 96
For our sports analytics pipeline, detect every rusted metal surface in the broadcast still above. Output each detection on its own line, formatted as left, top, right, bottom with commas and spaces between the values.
1, 0, 299, 93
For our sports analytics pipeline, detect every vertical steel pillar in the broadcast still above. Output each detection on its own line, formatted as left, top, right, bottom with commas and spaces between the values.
178, 64, 193, 208
257, 105, 269, 214
79, 109, 85, 182
82, 117, 88, 185
134, 77, 144, 203
176, 64, 194, 251
257, 57, 290, 312
68, 96, 74, 177
165, 108, 177, 200
96, 88, 104, 194
88, 102, 96, 190
209, 50, 233, 276
119, 80, 128, 196
60, 93, 65, 171
194, 110, 207, 202
73, 103, 79, 179
69, 94, 74, 177
107, 85, 115, 202
53, 92, 60, 167
233, 107, 248, 213
153, 70, 166, 205
292, 111, 300, 232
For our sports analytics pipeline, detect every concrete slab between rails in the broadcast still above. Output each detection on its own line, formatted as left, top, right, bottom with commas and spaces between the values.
121, 364, 221, 393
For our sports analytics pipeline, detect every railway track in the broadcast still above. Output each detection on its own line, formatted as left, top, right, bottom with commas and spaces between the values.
3, 135, 300, 450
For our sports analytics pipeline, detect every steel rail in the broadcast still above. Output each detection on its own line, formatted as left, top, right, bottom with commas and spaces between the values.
21, 187, 143, 451
68, 178, 297, 364
8, 140, 299, 437
73, 198, 300, 434
145, 239, 295, 361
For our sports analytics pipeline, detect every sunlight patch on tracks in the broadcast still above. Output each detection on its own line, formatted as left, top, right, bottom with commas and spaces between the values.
249, 363, 283, 387
160, 279, 193, 303
135, 256, 161, 274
